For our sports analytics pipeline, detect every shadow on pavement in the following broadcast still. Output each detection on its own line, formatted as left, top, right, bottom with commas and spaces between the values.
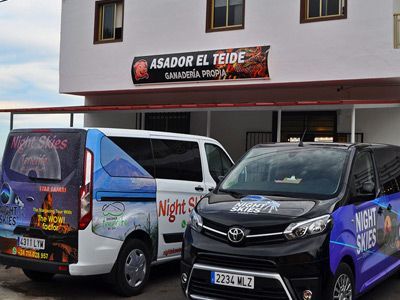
1, 260, 183, 299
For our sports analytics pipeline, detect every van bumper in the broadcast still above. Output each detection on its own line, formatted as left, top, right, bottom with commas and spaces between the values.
69, 222, 123, 276
181, 229, 330, 300
0, 253, 70, 274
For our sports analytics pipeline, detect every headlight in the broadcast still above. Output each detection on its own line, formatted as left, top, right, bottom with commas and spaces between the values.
189, 209, 203, 233
284, 215, 331, 240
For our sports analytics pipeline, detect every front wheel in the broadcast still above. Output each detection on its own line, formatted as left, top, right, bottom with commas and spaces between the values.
325, 262, 354, 300
111, 239, 151, 297
22, 269, 55, 282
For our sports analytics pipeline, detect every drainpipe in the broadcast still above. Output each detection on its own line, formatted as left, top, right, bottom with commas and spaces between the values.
206, 111, 211, 137
351, 106, 356, 143
70, 113, 74, 128
10, 112, 14, 131
277, 109, 282, 143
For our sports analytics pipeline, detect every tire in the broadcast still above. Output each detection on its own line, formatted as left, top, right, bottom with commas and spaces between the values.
325, 262, 355, 300
111, 239, 151, 297
22, 269, 55, 282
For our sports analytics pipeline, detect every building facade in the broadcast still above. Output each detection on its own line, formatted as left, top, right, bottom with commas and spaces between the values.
60, 0, 400, 160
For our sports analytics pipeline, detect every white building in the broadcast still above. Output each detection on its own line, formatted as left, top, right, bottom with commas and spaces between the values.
57, 0, 400, 160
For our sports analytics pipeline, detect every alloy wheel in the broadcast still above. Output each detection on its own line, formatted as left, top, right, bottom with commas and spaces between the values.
333, 273, 353, 300
124, 249, 147, 288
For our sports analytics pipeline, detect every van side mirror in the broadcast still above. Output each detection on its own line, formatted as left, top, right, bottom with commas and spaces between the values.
361, 181, 375, 194
349, 181, 376, 204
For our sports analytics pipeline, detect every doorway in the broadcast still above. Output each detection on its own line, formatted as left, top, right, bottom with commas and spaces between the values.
273, 111, 337, 142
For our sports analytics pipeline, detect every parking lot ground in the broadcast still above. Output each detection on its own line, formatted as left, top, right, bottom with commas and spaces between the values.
0, 261, 400, 299
0, 261, 185, 300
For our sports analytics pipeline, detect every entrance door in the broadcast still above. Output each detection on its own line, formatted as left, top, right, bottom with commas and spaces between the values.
273, 111, 337, 143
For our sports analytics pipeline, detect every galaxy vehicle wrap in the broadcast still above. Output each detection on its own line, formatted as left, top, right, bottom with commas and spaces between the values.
181, 143, 400, 299
85, 129, 158, 259
330, 193, 400, 294
0, 129, 85, 264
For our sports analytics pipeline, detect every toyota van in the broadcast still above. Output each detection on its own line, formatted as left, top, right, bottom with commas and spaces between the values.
181, 142, 400, 300
0, 128, 233, 296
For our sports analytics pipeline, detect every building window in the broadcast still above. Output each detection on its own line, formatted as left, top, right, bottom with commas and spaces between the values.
145, 112, 191, 134
395, 13, 400, 49
301, 0, 347, 23
207, 0, 245, 32
94, 0, 124, 43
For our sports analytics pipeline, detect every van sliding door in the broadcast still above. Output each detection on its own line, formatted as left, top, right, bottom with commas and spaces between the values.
151, 138, 206, 259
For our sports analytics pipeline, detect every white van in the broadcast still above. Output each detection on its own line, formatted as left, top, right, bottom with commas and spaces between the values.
0, 128, 233, 296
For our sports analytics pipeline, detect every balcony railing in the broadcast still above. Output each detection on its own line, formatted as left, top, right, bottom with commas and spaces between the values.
395, 13, 400, 49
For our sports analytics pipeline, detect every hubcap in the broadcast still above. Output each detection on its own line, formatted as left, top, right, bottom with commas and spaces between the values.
333, 274, 352, 300
124, 249, 147, 288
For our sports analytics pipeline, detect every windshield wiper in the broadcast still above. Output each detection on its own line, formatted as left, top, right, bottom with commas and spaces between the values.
28, 175, 61, 182
263, 193, 290, 197
218, 189, 244, 199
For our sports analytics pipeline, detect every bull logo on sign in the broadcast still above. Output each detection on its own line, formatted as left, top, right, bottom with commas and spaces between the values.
133, 59, 149, 81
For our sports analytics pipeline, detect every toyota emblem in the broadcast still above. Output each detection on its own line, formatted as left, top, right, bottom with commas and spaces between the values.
227, 227, 245, 244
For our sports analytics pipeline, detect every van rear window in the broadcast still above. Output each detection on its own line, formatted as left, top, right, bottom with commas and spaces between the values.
2, 131, 84, 182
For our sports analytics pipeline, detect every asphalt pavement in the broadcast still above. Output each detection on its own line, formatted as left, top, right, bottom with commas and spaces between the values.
0, 261, 400, 299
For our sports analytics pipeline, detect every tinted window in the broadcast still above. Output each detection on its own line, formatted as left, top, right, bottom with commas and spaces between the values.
214, 0, 227, 27
228, 0, 244, 26
152, 139, 202, 182
308, 0, 321, 18
3, 132, 84, 182
109, 137, 155, 177
211, 0, 244, 29
205, 144, 233, 182
101, 137, 152, 178
351, 152, 376, 196
308, 0, 341, 18
102, 3, 115, 39
221, 147, 348, 199
374, 149, 400, 195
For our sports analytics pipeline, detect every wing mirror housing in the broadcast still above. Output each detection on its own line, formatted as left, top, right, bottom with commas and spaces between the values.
361, 181, 375, 194
350, 181, 376, 204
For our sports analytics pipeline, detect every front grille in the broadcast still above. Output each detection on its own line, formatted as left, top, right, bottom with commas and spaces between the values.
196, 253, 277, 272
202, 218, 286, 245
245, 234, 286, 245
188, 268, 289, 300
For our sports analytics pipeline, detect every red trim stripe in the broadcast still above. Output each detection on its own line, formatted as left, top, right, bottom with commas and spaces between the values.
1, 99, 400, 114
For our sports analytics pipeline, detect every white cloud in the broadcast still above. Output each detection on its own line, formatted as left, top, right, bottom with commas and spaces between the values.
0, 60, 58, 92
0, 100, 40, 109
0, 0, 61, 54
0, 0, 84, 156
0, 0, 65, 94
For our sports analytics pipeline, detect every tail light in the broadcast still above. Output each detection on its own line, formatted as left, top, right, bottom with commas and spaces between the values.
79, 149, 93, 230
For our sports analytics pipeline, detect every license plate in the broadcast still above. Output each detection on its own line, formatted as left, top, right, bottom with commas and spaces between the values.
211, 271, 254, 289
18, 237, 45, 251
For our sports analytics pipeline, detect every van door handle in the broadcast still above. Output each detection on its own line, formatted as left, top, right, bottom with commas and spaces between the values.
378, 207, 384, 215
195, 186, 204, 192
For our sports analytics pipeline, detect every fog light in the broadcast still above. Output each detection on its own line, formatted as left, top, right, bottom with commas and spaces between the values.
303, 290, 312, 300
181, 273, 188, 284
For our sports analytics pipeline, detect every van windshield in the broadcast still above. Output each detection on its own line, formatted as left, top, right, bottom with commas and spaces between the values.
2, 131, 84, 182
220, 147, 349, 200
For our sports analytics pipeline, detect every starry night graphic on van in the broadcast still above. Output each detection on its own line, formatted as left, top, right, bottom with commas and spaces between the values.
0, 131, 83, 263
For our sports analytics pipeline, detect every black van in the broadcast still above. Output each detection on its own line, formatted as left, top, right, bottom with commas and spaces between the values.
181, 143, 400, 300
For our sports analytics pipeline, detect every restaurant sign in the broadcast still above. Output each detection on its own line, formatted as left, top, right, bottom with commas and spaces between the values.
131, 46, 270, 85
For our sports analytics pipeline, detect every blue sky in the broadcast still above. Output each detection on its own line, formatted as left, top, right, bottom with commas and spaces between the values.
0, 0, 83, 155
